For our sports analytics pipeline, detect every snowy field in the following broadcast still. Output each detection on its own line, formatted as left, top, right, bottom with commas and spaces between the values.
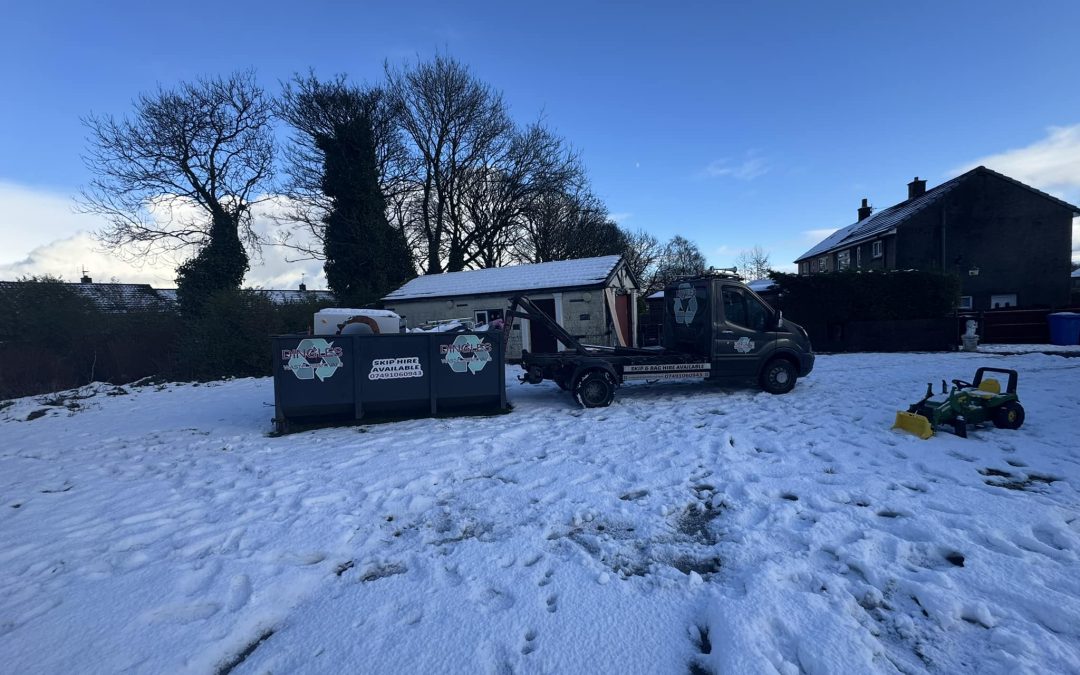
1, 352, 1079, 674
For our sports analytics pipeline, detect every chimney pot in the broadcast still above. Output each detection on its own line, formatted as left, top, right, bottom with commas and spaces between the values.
908, 176, 927, 200
857, 198, 873, 221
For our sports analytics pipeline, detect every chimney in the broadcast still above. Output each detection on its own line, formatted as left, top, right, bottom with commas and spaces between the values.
857, 198, 873, 221
80, 268, 92, 284
908, 177, 927, 200
299, 282, 307, 292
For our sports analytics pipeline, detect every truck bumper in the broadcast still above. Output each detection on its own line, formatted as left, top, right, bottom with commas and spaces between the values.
798, 352, 815, 377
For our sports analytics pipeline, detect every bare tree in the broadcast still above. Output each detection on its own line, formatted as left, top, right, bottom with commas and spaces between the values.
653, 235, 708, 289
735, 245, 772, 280
385, 54, 513, 274
620, 228, 664, 293
457, 122, 583, 268
516, 189, 624, 264
81, 71, 274, 261
275, 72, 417, 259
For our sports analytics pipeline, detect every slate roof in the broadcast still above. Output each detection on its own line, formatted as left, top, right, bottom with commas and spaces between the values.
383, 255, 630, 302
796, 166, 1080, 263
0, 281, 172, 313
1, 282, 335, 312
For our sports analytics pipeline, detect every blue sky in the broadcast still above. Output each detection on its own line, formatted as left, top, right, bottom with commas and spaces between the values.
2, 0, 1079, 286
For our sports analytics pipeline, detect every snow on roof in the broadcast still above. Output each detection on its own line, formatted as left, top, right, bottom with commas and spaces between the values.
796, 166, 1080, 263
1072, 268, 1080, 278
647, 290, 664, 299
747, 279, 778, 292
383, 255, 626, 301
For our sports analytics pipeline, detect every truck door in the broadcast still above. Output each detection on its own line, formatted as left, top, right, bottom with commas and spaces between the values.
713, 284, 773, 376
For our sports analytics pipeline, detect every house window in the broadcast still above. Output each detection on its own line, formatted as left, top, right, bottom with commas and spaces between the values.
837, 250, 851, 271
959, 296, 973, 310
990, 294, 1017, 309
872, 241, 883, 259
818, 257, 827, 272
856, 247, 862, 269
473, 308, 504, 326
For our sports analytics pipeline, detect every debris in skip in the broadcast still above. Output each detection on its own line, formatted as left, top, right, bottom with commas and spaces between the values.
893, 367, 1025, 439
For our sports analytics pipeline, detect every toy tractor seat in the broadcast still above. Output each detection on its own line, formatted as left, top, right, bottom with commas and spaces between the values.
978, 378, 1001, 394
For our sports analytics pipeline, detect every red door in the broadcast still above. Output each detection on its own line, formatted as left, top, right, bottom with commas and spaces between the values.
615, 294, 632, 346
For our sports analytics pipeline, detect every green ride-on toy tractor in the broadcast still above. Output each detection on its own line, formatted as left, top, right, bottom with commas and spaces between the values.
893, 367, 1025, 439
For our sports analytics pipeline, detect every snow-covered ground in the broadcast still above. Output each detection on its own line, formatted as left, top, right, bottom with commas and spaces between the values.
1, 352, 1079, 674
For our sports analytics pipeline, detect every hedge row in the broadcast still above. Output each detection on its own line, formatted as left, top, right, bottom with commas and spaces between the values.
768, 270, 960, 323
0, 281, 333, 399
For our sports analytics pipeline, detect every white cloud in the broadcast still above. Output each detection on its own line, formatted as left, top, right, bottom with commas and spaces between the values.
0, 181, 327, 289
703, 151, 770, 181
609, 212, 633, 224
957, 124, 1080, 199
0, 181, 110, 267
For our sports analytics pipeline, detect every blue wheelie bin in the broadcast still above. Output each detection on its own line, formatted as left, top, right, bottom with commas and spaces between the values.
1048, 312, 1080, 346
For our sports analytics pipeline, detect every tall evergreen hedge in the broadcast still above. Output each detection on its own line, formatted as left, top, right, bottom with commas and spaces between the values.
769, 270, 960, 323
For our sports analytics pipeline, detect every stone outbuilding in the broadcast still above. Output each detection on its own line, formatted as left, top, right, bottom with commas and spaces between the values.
383, 255, 639, 360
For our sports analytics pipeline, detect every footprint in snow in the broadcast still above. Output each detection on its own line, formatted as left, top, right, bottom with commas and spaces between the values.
521, 630, 538, 655
538, 569, 554, 587
546, 594, 558, 613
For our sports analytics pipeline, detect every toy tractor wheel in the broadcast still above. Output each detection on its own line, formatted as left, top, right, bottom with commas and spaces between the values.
575, 370, 616, 408
760, 358, 797, 395
993, 401, 1025, 430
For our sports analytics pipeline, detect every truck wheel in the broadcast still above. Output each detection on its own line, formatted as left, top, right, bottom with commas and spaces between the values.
992, 401, 1025, 429
575, 370, 615, 408
760, 358, 797, 395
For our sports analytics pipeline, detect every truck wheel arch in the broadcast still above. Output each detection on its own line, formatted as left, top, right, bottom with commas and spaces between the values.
759, 353, 799, 394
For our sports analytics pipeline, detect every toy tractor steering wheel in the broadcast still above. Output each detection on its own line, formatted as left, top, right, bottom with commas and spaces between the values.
952, 378, 973, 390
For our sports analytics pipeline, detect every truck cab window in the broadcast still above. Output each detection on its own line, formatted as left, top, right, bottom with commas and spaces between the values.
723, 287, 769, 331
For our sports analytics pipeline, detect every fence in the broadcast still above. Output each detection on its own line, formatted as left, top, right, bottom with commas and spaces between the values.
958, 307, 1080, 344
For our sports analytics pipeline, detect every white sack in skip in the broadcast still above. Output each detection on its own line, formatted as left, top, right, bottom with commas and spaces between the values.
314, 308, 405, 335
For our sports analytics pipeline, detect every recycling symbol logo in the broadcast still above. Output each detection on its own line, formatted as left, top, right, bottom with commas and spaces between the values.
285, 338, 342, 382
442, 334, 493, 374
673, 282, 698, 326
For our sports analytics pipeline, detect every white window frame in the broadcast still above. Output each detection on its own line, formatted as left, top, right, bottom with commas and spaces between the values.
959, 296, 973, 310
818, 257, 827, 272
837, 250, 851, 271
872, 241, 883, 259
856, 246, 862, 269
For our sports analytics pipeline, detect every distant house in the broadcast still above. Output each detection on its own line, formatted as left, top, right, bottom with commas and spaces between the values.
795, 166, 1079, 310
1072, 267, 1080, 291
0, 276, 334, 314
383, 255, 639, 359
0, 277, 173, 314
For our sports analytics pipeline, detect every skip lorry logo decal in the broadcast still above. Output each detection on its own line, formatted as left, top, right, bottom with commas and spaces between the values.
441, 334, 493, 374
673, 283, 698, 325
282, 339, 343, 382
